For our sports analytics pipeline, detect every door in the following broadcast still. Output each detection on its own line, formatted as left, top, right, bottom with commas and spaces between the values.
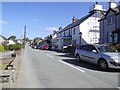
86, 45, 99, 64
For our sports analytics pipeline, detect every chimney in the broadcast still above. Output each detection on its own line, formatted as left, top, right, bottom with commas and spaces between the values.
109, 0, 117, 8
72, 16, 78, 23
59, 27, 62, 31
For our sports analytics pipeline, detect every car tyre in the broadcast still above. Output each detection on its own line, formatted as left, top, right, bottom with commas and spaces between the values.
98, 59, 108, 70
76, 54, 80, 62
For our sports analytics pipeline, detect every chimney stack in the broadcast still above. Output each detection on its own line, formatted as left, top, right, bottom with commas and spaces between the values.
72, 16, 78, 23
109, 0, 117, 8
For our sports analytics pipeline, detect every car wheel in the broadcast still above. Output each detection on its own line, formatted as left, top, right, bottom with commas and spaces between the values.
76, 54, 80, 62
98, 60, 108, 70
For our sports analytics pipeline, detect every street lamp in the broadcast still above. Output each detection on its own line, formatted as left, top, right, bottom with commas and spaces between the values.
79, 32, 82, 45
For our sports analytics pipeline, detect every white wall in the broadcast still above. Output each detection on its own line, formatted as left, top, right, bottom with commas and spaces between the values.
72, 26, 80, 45
0, 37, 4, 45
80, 16, 100, 44
8, 40, 15, 45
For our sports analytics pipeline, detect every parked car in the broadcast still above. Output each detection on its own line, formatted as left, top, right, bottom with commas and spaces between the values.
75, 44, 120, 70
42, 45, 49, 50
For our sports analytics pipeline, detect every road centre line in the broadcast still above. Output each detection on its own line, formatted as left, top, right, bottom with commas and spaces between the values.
46, 54, 54, 58
59, 60, 85, 73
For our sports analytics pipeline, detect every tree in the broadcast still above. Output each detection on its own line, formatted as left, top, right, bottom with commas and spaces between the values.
8, 35, 16, 40
24, 37, 29, 42
33, 37, 43, 44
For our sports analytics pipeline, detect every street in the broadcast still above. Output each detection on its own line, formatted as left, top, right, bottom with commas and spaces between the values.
15, 45, 119, 88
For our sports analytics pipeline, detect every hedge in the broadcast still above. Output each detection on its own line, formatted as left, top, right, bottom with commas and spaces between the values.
9, 44, 23, 50
0, 45, 4, 51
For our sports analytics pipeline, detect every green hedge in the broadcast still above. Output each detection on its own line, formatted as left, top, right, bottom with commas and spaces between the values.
9, 44, 23, 50
115, 44, 120, 52
0, 45, 4, 51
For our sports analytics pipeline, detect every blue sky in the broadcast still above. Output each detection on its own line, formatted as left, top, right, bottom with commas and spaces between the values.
1, 2, 109, 39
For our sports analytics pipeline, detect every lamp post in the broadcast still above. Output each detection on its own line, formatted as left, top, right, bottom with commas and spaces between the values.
79, 32, 82, 45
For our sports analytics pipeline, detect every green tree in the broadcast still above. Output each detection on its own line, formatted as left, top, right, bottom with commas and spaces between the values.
33, 37, 43, 44
24, 37, 29, 42
8, 35, 16, 40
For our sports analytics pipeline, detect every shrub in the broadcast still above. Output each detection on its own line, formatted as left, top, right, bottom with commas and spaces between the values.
115, 43, 120, 52
9, 44, 23, 50
0, 45, 4, 51
4, 45, 9, 51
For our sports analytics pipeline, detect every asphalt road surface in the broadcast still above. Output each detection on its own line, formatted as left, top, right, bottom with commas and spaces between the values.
15, 45, 119, 88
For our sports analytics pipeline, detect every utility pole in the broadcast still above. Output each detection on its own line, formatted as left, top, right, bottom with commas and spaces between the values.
23, 25, 26, 48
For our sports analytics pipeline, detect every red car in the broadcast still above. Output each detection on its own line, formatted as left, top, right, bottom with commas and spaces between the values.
42, 45, 49, 50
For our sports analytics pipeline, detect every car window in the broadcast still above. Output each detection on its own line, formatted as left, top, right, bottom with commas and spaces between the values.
87, 45, 98, 52
79, 45, 88, 51
97, 46, 116, 52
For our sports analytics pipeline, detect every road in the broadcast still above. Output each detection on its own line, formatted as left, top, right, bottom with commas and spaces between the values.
15, 45, 119, 88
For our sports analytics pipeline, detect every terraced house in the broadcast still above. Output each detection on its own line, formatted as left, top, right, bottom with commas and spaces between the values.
53, 2, 105, 50
99, 0, 120, 44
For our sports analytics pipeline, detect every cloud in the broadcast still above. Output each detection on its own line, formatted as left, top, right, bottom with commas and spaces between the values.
0, 20, 8, 24
46, 27, 58, 32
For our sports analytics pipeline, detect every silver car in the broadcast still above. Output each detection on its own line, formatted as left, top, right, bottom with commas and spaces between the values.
75, 44, 120, 70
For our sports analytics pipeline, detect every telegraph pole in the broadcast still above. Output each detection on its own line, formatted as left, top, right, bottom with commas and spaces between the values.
23, 25, 26, 49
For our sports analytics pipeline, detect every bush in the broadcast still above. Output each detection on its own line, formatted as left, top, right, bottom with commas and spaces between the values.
9, 44, 23, 50
115, 43, 120, 52
0, 45, 4, 51
4, 45, 9, 51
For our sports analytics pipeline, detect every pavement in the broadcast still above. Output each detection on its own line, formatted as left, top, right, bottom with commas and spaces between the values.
0, 50, 23, 89
0, 51, 14, 60
15, 45, 119, 88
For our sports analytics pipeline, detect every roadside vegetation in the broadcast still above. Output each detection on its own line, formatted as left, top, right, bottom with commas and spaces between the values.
0, 44, 23, 52
0, 45, 4, 52
0, 64, 7, 70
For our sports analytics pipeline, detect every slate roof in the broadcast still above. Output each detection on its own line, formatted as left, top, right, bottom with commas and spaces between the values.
99, 6, 120, 21
57, 12, 95, 34
0, 35, 7, 40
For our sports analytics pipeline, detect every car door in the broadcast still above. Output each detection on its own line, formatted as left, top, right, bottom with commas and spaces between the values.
79, 45, 89, 62
86, 45, 99, 64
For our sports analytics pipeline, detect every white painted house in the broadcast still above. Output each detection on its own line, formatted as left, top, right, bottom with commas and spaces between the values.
55, 2, 105, 50
7, 39, 16, 45
0, 35, 7, 45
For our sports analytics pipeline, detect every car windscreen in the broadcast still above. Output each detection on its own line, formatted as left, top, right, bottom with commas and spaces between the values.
97, 46, 116, 52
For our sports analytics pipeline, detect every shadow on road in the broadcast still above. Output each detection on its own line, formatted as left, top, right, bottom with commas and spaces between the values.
55, 53, 75, 58
62, 59, 120, 73
57, 53, 120, 73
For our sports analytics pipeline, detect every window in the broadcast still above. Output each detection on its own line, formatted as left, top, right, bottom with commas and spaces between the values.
64, 31, 66, 36
107, 15, 115, 25
87, 45, 98, 52
80, 45, 88, 51
73, 28, 75, 35
69, 30, 70, 36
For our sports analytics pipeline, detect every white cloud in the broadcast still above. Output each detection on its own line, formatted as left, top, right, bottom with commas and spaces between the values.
0, 20, 8, 24
46, 27, 58, 32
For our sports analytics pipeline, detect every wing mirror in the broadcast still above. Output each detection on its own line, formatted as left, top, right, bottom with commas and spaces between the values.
92, 50, 98, 53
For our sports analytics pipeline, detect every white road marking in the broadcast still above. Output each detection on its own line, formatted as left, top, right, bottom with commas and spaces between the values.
59, 60, 85, 73
117, 87, 120, 90
46, 54, 54, 58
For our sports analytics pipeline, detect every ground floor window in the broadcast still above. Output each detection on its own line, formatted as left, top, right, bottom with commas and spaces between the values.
108, 32, 119, 43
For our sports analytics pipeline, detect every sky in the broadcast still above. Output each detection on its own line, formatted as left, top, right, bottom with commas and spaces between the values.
0, 1, 116, 39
